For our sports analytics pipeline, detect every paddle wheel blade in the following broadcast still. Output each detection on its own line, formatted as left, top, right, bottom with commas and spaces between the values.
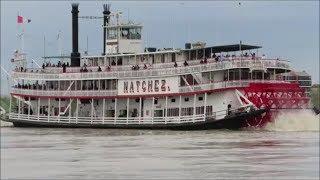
243, 82, 310, 127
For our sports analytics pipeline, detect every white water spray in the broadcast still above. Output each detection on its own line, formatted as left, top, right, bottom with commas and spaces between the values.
264, 109, 319, 131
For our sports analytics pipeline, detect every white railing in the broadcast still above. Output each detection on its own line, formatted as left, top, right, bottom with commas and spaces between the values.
11, 58, 291, 81
11, 79, 287, 97
11, 89, 117, 97
9, 113, 206, 125
8, 104, 255, 126
179, 80, 285, 93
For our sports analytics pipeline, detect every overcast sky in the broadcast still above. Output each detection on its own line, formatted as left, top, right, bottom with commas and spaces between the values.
1, 1, 319, 96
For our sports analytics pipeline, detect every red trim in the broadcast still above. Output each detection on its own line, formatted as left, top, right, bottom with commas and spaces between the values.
11, 87, 243, 100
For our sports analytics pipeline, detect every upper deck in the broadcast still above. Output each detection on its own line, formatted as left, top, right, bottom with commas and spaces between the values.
11, 55, 290, 81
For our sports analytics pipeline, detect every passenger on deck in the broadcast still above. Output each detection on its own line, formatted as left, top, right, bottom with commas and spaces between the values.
62, 63, 66, 73
212, 53, 216, 58
183, 61, 189, 66
144, 64, 148, 69
204, 57, 208, 64
227, 104, 232, 115
97, 66, 102, 72
251, 53, 256, 60
174, 62, 178, 68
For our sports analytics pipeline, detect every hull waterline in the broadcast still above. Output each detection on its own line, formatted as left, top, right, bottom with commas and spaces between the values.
3, 109, 266, 130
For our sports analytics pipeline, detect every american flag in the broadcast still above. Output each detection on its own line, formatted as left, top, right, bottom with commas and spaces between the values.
17, 15, 31, 24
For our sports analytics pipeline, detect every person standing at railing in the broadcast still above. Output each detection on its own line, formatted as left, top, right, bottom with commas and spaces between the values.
105, 65, 111, 71
62, 63, 66, 73
227, 104, 232, 116
174, 62, 178, 68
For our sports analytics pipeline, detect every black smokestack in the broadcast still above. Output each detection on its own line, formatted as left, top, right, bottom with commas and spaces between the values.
71, 3, 80, 67
102, 4, 111, 55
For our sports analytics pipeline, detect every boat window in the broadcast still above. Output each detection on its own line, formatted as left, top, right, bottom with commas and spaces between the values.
119, 27, 142, 40
107, 28, 117, 39
121, 28, 129, 39
196, 106, 204, 115
117, 57, 123, 65
205, 106, 213, 116
161, 54, 165, 63
154, 98, 158, 104
167, 108, 179, 116
129, 27, 141, 40
171, 53, 176, 62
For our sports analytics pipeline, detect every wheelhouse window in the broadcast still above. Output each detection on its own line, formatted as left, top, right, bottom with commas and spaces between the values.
107, 27, 117, 39
121, 27, 142, 40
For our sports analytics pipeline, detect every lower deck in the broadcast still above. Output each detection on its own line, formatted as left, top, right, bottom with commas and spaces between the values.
10, 89, 250, 124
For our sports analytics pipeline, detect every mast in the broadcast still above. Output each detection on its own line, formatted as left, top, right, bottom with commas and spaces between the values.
102, 4, 111, 55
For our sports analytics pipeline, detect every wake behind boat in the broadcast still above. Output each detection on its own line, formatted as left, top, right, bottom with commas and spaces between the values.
2, 3, 312, 129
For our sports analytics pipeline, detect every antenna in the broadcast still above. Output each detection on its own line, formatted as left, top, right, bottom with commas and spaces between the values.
43, 35, 46, 63
103, 3, 111, 13
127, 8, 130, 22
86, 35, 89, 55
57, 30, 62, 56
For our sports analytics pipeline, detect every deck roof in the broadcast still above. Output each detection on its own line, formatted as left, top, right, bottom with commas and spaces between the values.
185, 44, 262, 53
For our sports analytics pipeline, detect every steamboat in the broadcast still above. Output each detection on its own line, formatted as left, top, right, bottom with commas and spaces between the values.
2, 3, 311, 129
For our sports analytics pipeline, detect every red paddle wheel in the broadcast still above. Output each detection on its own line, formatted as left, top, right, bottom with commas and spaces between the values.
243, 82, 310, 127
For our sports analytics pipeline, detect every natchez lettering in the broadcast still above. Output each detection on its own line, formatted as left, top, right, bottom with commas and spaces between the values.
123, 80, 171, 93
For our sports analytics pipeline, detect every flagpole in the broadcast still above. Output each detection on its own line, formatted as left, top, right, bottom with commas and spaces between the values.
21, 24, 25, 53
57, 30, 62, 56
43, 35, 46, 63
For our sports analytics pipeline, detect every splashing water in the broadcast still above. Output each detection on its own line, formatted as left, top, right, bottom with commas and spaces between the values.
264, 109, 319, 131
0, 120, 13, 127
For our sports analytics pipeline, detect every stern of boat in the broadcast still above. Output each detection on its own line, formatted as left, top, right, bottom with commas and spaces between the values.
243, 82, 310, 128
